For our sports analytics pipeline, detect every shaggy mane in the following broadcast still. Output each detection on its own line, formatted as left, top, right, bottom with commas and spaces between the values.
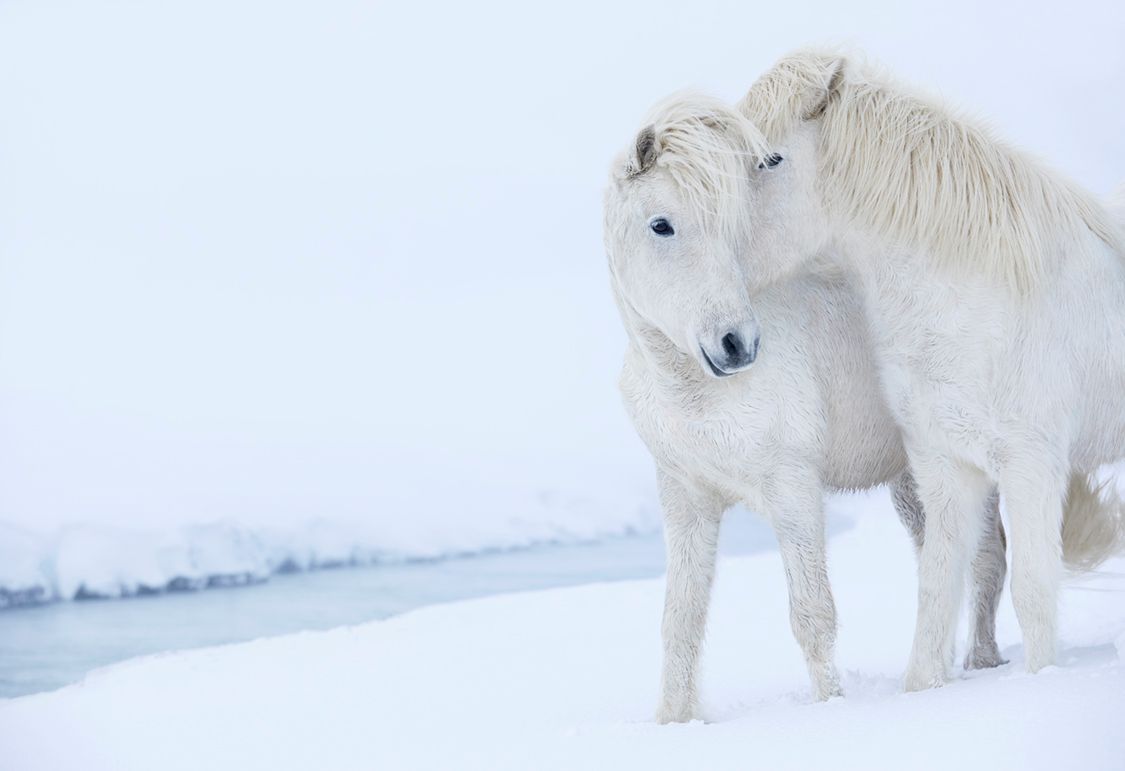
619, 93, 772, 245
740, 50, 1125, 292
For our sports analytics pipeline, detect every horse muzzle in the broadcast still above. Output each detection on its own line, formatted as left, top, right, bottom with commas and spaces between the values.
699, 327, 760, 378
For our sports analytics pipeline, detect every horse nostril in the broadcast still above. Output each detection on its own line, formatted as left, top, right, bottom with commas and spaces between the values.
721, 332, 742, 359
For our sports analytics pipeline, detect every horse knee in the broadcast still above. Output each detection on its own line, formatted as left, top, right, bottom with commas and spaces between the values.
789, 599, 837, 660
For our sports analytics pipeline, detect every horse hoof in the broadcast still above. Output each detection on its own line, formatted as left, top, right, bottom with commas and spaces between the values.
655, 703, 695, 724
903, 663, 947, 692
809, 660, 843, 701
964, 645, 1007, 670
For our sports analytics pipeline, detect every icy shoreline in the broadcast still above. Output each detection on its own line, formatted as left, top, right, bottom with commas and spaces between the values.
0, 500, 659, 609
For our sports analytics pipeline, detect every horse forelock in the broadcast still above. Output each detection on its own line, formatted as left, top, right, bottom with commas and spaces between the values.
620, 92, 772, 246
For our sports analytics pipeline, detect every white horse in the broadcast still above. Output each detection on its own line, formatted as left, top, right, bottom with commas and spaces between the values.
620, 51, 1125, 692
604, 99, 1008, 723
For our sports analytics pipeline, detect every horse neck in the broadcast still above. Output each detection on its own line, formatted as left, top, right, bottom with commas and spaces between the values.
818, 80, 1125, 291
624, 319, 707, 394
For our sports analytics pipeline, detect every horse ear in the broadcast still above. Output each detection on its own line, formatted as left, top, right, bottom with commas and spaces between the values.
802, 57, 845, 120
634, 125, 658, 173
739, 51, 847, 140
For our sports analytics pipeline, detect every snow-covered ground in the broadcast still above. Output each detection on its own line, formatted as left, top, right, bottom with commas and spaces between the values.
1, 0, 1123, 606
3, 504, 1123, 771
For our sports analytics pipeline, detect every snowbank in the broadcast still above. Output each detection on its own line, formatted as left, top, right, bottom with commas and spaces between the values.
3, 511, 1123, 771
0, 468, 657, 607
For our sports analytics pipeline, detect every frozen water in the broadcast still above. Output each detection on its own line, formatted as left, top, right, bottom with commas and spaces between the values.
0, 508, 791, 698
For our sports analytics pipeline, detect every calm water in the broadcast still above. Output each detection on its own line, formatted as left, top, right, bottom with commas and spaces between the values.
0, 510, 838, 699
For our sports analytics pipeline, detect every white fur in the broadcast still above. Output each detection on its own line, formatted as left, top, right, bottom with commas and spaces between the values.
604, 139, 1008, 722
714, 49, 1125, 689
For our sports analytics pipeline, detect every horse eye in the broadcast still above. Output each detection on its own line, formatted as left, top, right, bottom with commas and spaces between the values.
758, 153, 784, 170
650, 218, 674, 236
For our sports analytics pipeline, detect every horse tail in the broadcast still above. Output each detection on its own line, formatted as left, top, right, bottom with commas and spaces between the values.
1061, 188, 1125, 569
1060, 472, 1125, 571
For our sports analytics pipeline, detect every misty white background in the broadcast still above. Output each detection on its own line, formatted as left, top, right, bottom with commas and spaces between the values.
1, 0, 1123, 596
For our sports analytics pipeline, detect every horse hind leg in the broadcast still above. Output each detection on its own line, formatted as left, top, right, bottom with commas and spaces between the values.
964, 491, 1007, 670
890, 472, 926, 552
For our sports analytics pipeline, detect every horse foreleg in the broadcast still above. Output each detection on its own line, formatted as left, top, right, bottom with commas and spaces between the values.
892, 473, 1007, 670
903, 454, 992, 691
765, 475, 841, 701
656, 471, 723, 724
1000, 457, 1065, 672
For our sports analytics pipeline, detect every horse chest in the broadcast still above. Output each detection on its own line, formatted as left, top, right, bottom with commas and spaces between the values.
622, 368, 773, 491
